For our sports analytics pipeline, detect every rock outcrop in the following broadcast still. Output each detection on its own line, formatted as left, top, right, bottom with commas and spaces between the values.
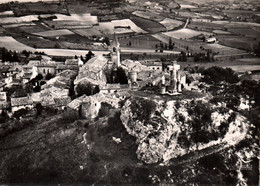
120, 96, 250, 164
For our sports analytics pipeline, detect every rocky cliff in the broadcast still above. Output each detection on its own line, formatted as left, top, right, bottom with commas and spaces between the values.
120, 96, 251, 164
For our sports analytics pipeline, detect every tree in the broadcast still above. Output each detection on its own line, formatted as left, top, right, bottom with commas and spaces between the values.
12, 51, 19, 62
35, 74, 43, 81
45, 73, 54, 80
115, 67, 128, 84
35, 103, 43, 116
76, 83, 99, 97
85, 50, 94, 63
103, 37, 110, 46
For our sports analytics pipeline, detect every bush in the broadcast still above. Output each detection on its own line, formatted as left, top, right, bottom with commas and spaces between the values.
13, 109, 28, 119
201, 66, 239, 84
56, 110, 79, 125
98, 102, 113, 118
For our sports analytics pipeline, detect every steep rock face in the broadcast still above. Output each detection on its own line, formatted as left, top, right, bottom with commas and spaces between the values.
120, 97, 250, 164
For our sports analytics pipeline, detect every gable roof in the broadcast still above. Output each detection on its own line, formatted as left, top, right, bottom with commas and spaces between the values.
11, 97, 33, 107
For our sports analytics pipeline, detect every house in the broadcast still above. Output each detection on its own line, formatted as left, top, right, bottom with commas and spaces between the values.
74, 55, 109, 87
146, 63, 163, 71
65, 58, 84, 66
80, 99, 101, 119
36, 62, 57, 76
54, 97, 71, 110
11, 97, 34, 113
56, 64, 79, 74
100, 84, 128, 94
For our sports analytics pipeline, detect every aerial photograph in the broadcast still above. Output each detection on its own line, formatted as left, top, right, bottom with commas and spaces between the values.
0, 0, 259, 185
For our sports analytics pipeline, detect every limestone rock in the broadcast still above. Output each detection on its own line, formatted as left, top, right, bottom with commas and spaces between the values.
120, 96, 250, 164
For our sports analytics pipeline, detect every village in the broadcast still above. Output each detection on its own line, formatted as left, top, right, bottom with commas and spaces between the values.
0, 0, 259, 185
0, 33, 204, 120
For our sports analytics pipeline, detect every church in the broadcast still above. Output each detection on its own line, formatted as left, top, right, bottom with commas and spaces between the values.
74, 33, 123, 92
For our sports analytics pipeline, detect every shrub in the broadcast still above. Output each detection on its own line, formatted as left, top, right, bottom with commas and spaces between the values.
13, 109, 28, 120
56, 110, 79, 125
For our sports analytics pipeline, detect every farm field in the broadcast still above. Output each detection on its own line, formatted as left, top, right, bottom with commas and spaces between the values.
11, 2, 67, 16
180, 4, 197, 9
119, 34, 161, 49
19, 23, 51, 33
132, 10, 164, 21
152, 33, 170, 43
2, 22, 36, 28
15, 35, 58, 49
72, 28, 103, 37
44, 21, 94, 29
33, 29, 74, 37
160, 18, 183, 31
227, 28, 260, 38
0, 15, 38, 24
130, 16, 166, 33
204, 43, 246, 55
182, 57, 260, 72
0, 36, 35, 51
218, 36, 259, 52
213, 30, 232, 35
163, 28, 211, 39
36, 48, 109, 56
94, 19, 146, 35
54, 13, 98, 23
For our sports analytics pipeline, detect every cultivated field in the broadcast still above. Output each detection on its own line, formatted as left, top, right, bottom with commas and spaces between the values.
94, 19, 147, 35
218, 36, 259, 52
160, 18, 183, 31
204, 43, 246, 55
213, 30, 232, 35
130, 16, 166, 33
33, 29, 74, 37
164, 28, 211, 39
132, 10, 164, 21
0, 15, 38, 24
72, 28, 103, 37
37, 49, 109, 56
0, 36, 35, 51
227, 28, 260, 38
19, 23, 51, 33
180, 4, 197, 9
119, 35, 161, 49
2, 22, 36, 28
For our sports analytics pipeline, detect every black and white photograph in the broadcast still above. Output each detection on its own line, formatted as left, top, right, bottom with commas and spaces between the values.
0, 0, 259, 185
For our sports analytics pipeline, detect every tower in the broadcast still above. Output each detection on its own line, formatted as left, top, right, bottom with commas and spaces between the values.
110, 33, 120, 68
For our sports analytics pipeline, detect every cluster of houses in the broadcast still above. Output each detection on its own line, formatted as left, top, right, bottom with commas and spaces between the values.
0, 33, 195, 119
0, 54, 83, 116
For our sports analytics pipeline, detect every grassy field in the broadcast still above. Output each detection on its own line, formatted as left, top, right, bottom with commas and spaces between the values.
12, 2, 67, 16
218, 36, 259, 52
19, 23, 51, 33
119, 35, 161, 49
0, 15, 38, 24
72, 28, 103, 37
130, 16, 166, 33
0, 36, 35, 51
36, 48, 109, 56
132, 10, 164, 21
181, 57, 260, 72
227, 27, 260, 38
160, 18, 183, 31
164, 28, 211, 39
33, 29, 74, 37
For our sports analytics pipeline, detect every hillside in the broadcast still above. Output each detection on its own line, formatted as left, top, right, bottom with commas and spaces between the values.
0, 94, 257, 184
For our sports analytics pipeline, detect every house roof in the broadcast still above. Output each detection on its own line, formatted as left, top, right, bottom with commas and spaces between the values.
85, 55, 108, 73
54, 97, 71, 107
56, 64, 79, 71
11, 97, 33, 107
36, 62, 57, 68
